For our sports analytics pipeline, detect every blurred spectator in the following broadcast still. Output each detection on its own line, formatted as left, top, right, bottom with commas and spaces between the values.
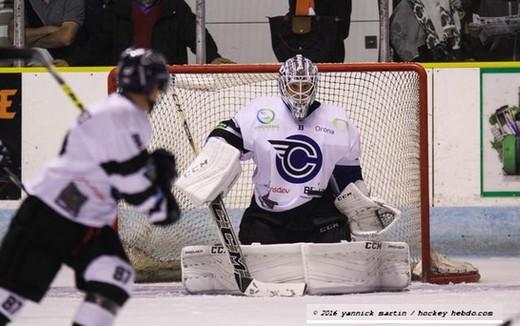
390, 0, 465, 62
462, 0, 520, 61
78, 0, 233, 66
70, 0, 110, 65
9, 0, 84, 66
269, 0, 352, 63
0, 0, 13, 47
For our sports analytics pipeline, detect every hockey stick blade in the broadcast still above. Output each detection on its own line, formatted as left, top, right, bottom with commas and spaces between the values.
209, 198, 306, 297
244, 279, 306, 297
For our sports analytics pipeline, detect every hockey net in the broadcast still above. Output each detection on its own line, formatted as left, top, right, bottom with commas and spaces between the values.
108, 63, 480, 284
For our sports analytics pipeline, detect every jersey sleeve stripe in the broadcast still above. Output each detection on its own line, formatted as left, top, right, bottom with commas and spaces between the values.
119, 184, 157, 206
100, 150, 149, 176
208, 129, 245, 152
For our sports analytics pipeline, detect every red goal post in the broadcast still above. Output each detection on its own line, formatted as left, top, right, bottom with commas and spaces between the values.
108, 62, 479, 284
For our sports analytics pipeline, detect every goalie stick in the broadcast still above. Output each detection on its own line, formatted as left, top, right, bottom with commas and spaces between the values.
171, 76, 306, 297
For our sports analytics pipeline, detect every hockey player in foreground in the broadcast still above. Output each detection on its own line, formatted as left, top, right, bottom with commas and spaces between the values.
0, 48, 180, 325
176, 54, 412, 295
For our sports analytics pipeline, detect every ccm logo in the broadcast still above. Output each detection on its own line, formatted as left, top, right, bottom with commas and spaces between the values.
183, 159, 208, 177
337, 192, 352, 201
365, 242, 382, 250
210, 245, 225, 254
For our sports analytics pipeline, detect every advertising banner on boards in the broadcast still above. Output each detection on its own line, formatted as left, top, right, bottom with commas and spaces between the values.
0, 73, 22, 200
481, 68, 520, 197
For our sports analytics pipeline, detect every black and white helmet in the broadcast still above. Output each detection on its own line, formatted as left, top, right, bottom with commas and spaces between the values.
116, 47, 170, 95
278, 54, 318, 121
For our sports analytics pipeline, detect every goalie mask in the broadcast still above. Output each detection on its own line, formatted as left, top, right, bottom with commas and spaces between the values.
278, 54, 318, 121
116, 48, 170, 96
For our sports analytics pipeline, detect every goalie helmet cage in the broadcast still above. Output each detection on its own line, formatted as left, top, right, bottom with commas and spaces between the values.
108, 62, 480, 285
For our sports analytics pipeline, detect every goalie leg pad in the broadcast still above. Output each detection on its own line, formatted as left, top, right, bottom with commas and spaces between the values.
181, 243, 305, 294
175, 138, 242, 206
302, 241, 411, 294
182, 241, 410, 295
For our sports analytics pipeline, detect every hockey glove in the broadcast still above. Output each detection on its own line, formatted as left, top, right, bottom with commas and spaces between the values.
151, 148, 178, 186
148, 190, 181, 226
334, 180, 401, 236
150, 149, 181, 226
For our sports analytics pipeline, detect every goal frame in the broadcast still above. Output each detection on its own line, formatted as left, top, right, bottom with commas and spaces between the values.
108, 62, 476, 284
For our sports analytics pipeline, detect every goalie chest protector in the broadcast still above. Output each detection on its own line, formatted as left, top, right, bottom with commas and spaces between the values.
233, 96, 361, 212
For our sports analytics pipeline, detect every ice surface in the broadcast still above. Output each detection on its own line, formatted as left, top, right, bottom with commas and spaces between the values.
9, 257, 520, 326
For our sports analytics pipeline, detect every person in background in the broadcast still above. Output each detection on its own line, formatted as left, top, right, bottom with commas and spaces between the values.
78, 0, 234, 66
390, 0, 465, 62
0, 0, 13, 66
0, 0, 12, 47
288, 0, 352, 62
269, 0, 352, 63
9, 0, 84, 66
70, 0, 110, 66
462, 0, 520, 61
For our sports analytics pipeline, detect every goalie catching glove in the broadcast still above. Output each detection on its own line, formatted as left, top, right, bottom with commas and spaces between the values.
175, 138, 241, 206
335, 180, 401, 236
148, 148, 181, 226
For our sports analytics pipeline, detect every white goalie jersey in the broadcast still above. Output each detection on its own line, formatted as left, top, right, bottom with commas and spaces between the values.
210, 96, 361, 212
25, 94, 166, 227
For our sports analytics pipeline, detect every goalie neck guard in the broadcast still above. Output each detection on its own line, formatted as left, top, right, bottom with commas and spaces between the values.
278, 54, 318, 121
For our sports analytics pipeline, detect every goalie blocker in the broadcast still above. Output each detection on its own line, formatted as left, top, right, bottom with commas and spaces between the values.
182, 241, 411, 295
175, 138, 241, 206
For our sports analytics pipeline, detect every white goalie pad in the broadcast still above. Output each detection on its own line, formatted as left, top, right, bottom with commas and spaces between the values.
181, 243, 305, 295
175, 138, 241, 206
335, 181, 401, 236
302, 241, 410, 294
181, 241, 410, 295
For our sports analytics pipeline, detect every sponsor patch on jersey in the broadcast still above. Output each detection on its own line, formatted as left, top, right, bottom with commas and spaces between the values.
270, 186, 290, 194
303, 185, 325, 197
315, 125, 335, 135
332, 118, 349, 132
269, 134, 322, 184
256, 108, 275, 124
255, 108, 279, 129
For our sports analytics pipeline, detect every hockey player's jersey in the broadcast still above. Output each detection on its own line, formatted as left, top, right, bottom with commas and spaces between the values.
210, 96, 361, 212
26, 93, 164, 227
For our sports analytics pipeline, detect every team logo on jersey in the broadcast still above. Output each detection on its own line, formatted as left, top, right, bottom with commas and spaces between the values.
269, 135, 322, 183
256, 109, 275, 124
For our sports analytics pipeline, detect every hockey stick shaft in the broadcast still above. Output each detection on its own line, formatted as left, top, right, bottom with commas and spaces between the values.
0, 47, 88, 114
0, 47, 90, 192
0, 166, 26, 193
172, 86, 254, 292
172, 81, 305, 296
